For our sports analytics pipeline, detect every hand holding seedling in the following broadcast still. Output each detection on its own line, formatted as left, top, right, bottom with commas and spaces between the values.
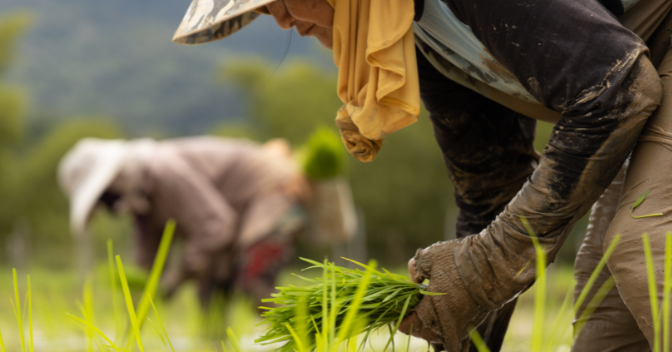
398, 242, 483, 352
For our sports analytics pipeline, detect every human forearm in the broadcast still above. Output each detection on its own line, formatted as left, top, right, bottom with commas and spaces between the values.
455, 55, 661, 309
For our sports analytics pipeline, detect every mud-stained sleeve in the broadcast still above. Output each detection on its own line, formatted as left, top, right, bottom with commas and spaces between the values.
443, 0, 647, 112
417, 48, 540, 238
148, 150, 238, 277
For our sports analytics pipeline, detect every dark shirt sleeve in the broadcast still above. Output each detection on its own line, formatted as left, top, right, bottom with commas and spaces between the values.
443, 0, 646, 113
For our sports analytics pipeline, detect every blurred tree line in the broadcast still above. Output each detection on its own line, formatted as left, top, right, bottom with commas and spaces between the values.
0, 14, 126, 268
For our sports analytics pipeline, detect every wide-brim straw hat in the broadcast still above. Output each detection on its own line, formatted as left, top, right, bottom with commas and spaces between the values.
57, 138, 128, 237
173, 0, 274, 45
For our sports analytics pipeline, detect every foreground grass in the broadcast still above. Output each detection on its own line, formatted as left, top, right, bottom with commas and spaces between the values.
0, 261, 579, 352
2, 221, 654, 352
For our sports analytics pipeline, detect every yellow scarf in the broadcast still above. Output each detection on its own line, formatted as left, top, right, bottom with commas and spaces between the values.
328, 0, 420, 162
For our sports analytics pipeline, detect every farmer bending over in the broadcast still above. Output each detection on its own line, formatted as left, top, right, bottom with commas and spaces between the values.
172, 0, 672, 350
58, 137, 310, 308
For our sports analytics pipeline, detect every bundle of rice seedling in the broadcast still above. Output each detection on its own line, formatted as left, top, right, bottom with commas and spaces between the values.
300, 128, 346, 180
256, 258, 440, 352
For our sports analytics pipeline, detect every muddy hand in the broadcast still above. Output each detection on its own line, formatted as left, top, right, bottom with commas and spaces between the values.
400, 240, 489, 351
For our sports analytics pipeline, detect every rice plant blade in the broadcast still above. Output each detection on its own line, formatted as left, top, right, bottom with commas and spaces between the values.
226, 328, 244, 352
520, 216, 545, 352
573, 234, 621, 315
147, 294, 175, 352
27, 275, 33, 352
630, 189, 664, 218
116, 255, 145, 352
469, 328, 492, 352
643, 234, 661, 352
322, 259, 329, 350
147, 318, 168, 348
0, 326, 5, 352
664, 233, 672, 352
13, 269, 26, 352
107, 240, 122, 340
573, 276, 616, 340
406, 323, 413, 352
135, 219, 176, 331
335, 260, 375, 344
67, 314, 126, 352
383, 292, 413, 352
544, 283, 574, 352
285, 323, 307, 352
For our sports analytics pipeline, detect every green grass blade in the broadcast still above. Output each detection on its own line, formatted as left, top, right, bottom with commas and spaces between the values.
221, 341, 229, 352
295, 296, 309, 352
135, 219, 176, 331
27, 275, 33, 352
147, 318, 168, 348
67, 314, 127, 352
383, 292, 413, 352
335, 260, 375, 344
13, 269, 26, 352
664, 233, 672, 352
285, 323, 307, 352
544, 284, 574, 352
573, 276, 616, 339
147, 294, 175, 352
226, 328, 244, 352
406, 323, 413, 352
630, 189, 663, 218
644, 234, 661, 352
107, 240, 122, 340
573, 235, 622, 314
520, 217, 545, 352
116, 255, 145, 352
0, 325, 5, 352
469, 329, 492, 352
322, 259, 328, 351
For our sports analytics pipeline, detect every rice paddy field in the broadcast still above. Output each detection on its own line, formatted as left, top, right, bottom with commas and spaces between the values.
0, 258, 577, 352
2, 222, 655, 352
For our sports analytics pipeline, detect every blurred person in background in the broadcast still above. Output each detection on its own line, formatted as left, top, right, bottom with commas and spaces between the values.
171, 0, 672, 351
58, 136, 316, 309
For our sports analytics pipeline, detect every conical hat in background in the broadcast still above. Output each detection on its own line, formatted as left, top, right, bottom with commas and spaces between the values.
57, 138, 128, 238
173, 0, 274, 45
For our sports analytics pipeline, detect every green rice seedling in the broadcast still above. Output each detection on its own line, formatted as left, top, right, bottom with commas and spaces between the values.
108, 240, 122, 341
469, 329, 491, 352
256, 257, 441, 352
116, 255, 145, 352
11, 269, 26, 352
26, 275, 33, 352
226, 328, 244, 352
643, 233, 661, 352
147, 293, 175, 352
0, 320, 5, 352
300, 128, 346, 180
135, 219, 175, 332
663, 233, 672, 352
66, 314, 124, 352
520, 217, 546, 352
571, 234, 622, 344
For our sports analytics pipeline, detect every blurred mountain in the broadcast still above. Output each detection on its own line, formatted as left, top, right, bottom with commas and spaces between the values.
0, 0, 334, 135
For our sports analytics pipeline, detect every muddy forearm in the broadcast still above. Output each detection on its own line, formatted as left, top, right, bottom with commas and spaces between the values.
454, 56, 662, 310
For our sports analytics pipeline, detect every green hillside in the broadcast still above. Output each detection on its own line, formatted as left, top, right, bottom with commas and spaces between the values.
0, 0, 332, 135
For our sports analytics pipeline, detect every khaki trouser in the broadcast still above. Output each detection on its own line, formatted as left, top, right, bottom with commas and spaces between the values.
572, 1, 672, 350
